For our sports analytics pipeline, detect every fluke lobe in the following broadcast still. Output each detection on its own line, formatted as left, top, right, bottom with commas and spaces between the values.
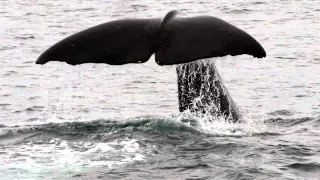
36, 10, 266, 122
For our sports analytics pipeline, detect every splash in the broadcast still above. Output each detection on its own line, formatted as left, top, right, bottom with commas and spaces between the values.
176, 58, 271, 136
177, 110, 270, 137
176, 58, 242, 122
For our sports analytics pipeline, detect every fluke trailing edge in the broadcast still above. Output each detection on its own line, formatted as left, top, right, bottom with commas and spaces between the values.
36, 10, 266, 122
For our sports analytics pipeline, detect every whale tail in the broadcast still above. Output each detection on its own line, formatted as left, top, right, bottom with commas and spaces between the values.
36, 10, 266, 66
35, 11, 267, 122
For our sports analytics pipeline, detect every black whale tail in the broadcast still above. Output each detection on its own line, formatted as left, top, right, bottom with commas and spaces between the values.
35, 11, 267, 123
36, 10, 265, 66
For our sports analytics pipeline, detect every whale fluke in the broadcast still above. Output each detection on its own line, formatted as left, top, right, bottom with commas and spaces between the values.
36, 10, 265, 65
36, 11, 267, 122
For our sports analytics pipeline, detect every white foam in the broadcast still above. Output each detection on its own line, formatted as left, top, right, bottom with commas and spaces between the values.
0, 138, 146, 179
120, 139, 140, 153
178, 111, 271, 136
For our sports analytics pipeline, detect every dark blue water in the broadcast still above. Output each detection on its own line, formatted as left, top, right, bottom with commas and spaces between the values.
0, 0, 319, 179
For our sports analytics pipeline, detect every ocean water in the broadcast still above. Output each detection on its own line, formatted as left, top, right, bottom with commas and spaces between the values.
0, 0, 319, 179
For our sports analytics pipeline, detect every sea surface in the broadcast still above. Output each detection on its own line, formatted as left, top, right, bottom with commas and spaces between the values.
0, 0, 319, 179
